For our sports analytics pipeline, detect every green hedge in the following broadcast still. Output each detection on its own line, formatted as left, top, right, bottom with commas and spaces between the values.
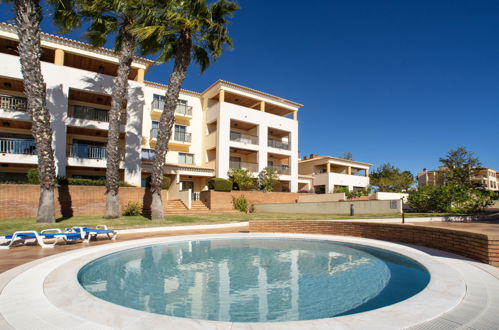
144, 176, 172, 189
58, 178, 135, 187
208, 178, 232, 192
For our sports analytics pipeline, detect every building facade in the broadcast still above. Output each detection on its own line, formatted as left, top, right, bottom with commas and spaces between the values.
417, 167, 499, 191
298, 155, 371, 193
0, 23, 302, 199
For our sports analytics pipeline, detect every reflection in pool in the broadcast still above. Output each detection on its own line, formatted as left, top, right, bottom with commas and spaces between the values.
78, 238, 430, 322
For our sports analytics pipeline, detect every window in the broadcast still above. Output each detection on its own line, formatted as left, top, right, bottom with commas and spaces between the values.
141, 149, 156, 161
174, 124, 187, 141
151, 121, 159, 139
179, 152, 194, 164
267, 161, 274, 167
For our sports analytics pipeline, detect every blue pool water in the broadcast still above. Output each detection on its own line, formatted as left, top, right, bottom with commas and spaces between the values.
78, 238, 430, 322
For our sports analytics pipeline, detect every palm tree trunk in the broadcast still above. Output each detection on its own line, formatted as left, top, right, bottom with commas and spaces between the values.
104, 29, 135, 219
150, 31, 192, 221
15, 0, 56, 223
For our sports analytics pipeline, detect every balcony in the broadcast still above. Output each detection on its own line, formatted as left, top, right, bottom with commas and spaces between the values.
68, 105, 126, 124
268, 138, 290, 150
230, 131, 258, 145
0, 138, 36, 155
229, 161, 258, 172
267, 165, 290, 175
150, 129, 192, 143
67, 144, 110, 160
151, 100, 193, 117
0, 94, 27, 112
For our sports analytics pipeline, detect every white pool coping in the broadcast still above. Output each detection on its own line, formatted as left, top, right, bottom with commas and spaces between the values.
0, 233, 470, 330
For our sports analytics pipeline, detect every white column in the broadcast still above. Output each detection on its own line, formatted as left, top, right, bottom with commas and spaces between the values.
46, 83, 68, 177
124, 83, 144, 186
289, 121, 299, 192
216, 104, 230, 178
257, 123, 268, 173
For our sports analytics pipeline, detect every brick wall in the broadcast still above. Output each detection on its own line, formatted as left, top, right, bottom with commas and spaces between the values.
200, 191, 300, 212
249, 220, 499, 267
0, 184, 168, 219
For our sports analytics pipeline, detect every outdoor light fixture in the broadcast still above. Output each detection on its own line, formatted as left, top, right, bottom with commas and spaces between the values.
3, 82, 12, 88
96, 97, 103, 102
98, 65, 105, 71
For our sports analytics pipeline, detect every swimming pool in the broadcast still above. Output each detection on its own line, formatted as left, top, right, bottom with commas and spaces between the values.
78, 238, 430, 322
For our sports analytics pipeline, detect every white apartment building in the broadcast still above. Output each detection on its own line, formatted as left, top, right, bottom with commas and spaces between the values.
0, 23, 302, 197
298, 155, 371, 193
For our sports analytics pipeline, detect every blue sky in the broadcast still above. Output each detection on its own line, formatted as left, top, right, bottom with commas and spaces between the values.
1, 0, 499, 176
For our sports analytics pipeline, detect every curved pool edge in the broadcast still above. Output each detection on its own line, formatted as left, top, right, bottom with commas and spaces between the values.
0, 233, 466, 330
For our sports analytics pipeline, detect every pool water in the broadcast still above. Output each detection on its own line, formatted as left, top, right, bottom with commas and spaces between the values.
78, 238, 430, 322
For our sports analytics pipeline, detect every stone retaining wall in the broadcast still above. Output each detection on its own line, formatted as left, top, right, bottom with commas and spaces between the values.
0, 184, 168, 219
249, 220, 499, 267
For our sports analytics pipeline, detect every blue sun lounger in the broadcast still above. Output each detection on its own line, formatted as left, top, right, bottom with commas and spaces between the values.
68, 225, 117, 242
0, 229, 82, 249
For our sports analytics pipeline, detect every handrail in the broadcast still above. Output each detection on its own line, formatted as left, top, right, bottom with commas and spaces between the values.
268, 138, 290, 150
67, 144, 123, 160
68, 105, 126, 124
268, 165, 290, 175
150, 129, 192, 143
0, 138, 36, 155
151, 100, 193, 116
229, 161, 259, 172
0, 94, 27, 112
230, 131, 258, 145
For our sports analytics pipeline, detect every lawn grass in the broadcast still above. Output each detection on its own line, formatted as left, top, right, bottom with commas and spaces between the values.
0, 212, 455, 236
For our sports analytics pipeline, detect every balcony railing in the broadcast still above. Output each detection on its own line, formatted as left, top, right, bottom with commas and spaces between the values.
0, 94, 28, 112
268, 165, 290, 175
68, 105, 127, 124
67, 144, 110, 160
268, 138, 290, 150
230, 131, 258, 145
151, 100, 193, 116
150, 129, 192, 143
229, 161, 259, 172
0, 138, 36, 155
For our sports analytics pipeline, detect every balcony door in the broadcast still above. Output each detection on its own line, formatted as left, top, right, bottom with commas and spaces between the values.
72, 139, 106, 159
175, 125, 187, 141
230, 156, 241, 169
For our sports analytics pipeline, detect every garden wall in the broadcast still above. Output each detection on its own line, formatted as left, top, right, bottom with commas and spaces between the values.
253, 199, 403, 214
249, 220, 499, 267
0, 184, 168, 219
200, 190, 300, 212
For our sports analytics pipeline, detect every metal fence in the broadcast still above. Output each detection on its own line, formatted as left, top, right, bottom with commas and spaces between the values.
0, 138, 36, 155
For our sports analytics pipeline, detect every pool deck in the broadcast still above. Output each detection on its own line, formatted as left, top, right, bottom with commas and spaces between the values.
0, 221, 499, 329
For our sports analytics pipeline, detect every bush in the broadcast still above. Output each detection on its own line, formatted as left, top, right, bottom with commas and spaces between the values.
208, 178, 232, 192
332, 186, 349, 194
408, 184, 495, 213
123, 201, 143, 216
227, 168, 255, 191
258, 167, 279, 192
58, 178, 134, 187
144, 176, 172, 189
27, 168, 39, 184
232, 195, 249, 213
346, 188, 370, 199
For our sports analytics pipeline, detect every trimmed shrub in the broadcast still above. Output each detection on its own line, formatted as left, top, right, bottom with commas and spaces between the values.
232, 195, 249, 213
258, 167, 279, 192
227, 168, 255, 191
27, 168, 39, 184
144, 176, 172, 189
123, 201, 143, 216
208, 178, 232, 192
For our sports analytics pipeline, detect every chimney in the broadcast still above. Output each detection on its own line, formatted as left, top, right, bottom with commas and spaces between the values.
303, 156, 308, 160
310, 154, 318, 159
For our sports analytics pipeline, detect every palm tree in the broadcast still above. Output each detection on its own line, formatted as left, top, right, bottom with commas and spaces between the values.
134, 0, 239, 220
53, 0, 151, 218
13, 0, 57, 223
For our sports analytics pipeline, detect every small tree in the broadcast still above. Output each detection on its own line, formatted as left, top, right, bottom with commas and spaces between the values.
370, 163, 414, 192
258, 167, 279, 192
227, 168, 255, 190
439, 147, 481, 188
